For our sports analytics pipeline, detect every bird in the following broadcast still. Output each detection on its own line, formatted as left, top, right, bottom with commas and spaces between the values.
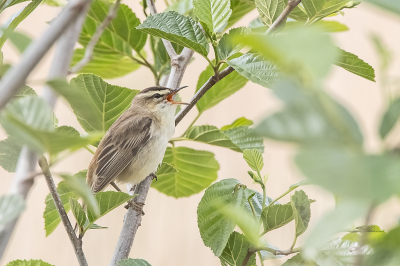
86, 85, 188, 210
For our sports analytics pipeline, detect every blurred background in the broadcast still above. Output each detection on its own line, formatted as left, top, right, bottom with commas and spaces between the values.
1, 1, 400, 265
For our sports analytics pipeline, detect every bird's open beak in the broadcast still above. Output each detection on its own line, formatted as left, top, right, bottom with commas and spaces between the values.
167, 86, 189, 105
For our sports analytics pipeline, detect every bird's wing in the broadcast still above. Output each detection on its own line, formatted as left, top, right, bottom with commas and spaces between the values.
91, 116, 153, 193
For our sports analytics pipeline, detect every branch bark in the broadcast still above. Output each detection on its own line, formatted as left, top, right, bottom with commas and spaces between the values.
0, 6, 89, 260
267, 0, 302, 34
38, 156, 88, 266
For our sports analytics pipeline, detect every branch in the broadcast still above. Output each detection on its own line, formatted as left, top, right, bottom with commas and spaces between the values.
0, 0, 90, 111
267, 0, 302, 34
38, 156, 88, 266
70, 0, 121, 74
250, 246, 302, 256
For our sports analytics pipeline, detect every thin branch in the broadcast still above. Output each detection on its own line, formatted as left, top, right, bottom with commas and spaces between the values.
0, 0, 90, 111
70, 0, 122, 74
250, 246, 302, 256
266, 0, 302, 34
39, 156, 88, 266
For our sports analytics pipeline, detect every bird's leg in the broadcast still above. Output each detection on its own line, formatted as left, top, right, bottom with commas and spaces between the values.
150, 172, 157, 181
124, 200, 145, 216
110, 181, 122, 192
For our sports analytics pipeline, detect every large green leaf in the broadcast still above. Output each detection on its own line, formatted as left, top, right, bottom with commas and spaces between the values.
302, 0, 360, 22
0, 0, 41, 50
137, 11, 209, 56
242, 149, 264, 172
0, 136, 22, 172
47, 74, 139, 132
217, 27, 250, 61
290, 190, 311, 237
155, 162, 177, 176
118, 259, 152, 266
196, 64, 248, 113
0, 194, 25, 225
261, 202, 294, 233
226, 0, 255, 29
197, 178, 248, 257
151, 147, 219, 198
70, 49, 141, 79
222, 126, 265, 152
255, 0, 285, 27
334, 48, 375, 82
5, 260, 54, 266
379, 97, 400, 139
219, 232, 256, 266
193, 0, 232, 33
227, 53, 281, 89
79, 1, 147, 55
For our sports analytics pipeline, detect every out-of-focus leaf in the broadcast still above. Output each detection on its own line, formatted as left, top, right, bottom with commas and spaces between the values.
0, 137, 22, 172
291, 190, 311, 237
302, 0, 360, 22
243, 149, 264, 172
317, 239, 371, 265
70, 49, 141, 79
0, 0, 30, 11
283, 20, 349, 33
255, 0, 285, 27
281, 253, 318, 265
366, 225, 400, 266
0, 194, 25, 225
364, 0, 400, 16
379, 97, 400, 139
5, 260, 54, 266
166, 0, 193, 15
226, 0, 255, 29
118, 259, 152, 266
221, 117, 253, 130
193, 0, 232, 33
370, 34, 392, 71
5, 31, 31, 53
334, 48, 375, 82
219, 232, 256, 266
152, 147, 219, 198
137, 11, 209, 57
217, 27, 250, 61
47, 75, 139, 133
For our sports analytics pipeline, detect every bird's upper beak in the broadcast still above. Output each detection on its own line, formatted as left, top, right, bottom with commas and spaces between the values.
167, 86, 189, 105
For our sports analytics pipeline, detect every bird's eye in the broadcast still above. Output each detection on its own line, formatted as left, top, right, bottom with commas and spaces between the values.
153, 93, 162, 99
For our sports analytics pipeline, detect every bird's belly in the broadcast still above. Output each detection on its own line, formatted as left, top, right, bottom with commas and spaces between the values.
116, 133, 169, 185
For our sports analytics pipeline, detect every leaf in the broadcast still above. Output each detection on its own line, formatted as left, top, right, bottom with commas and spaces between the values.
6, 31, 32, 53
227, 53, 281, 89
87, 191, 134, 225
89, 223, 107, 229
291, 190, 311, 237
70, 49, 141, 79
0, 0, 30, 11
196, 64, 248, 113
334, 48, 375, 82
281, 253, 318, 265
370, 34, 392, 72
118, 259, 152, 266
5, 260, 54, 266
219, 232, 256, 266
151, 147, 219, 198
182, 125, 241, 152
255, 0, 285, 27
47, 74, 139, 132
364, 0, 400, 16
221, 117, 253, 130
302, 0, 360, 22
244, 190, 273, 219
217, 27, 251, 61
242, 149, 264, 172
137, 11, 209, 57
14, 86, 36, 98
79, 1, 147, 55
289, 180, 312, 189
379, 97, 400, 139
316, 239, 371, 265
283, 20, 349, 33
193, 0, 232, 33
261, 202, 294, 233
69, 198, 87, 229
283, 0, 308, 21
222, 126, 264, 153
197, 178, 247, 256
366, 225, 400, 266
155, 162, 177, 176
166, 0, 193, 15
226, 0, 255, 29
0, 137, 22, 172
0, 0, 41, 50
0, 194, 25, 225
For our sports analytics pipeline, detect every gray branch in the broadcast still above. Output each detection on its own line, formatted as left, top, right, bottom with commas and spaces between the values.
0, 5, 89, 260
39, 156, 88, 266
267, 0, 302, 34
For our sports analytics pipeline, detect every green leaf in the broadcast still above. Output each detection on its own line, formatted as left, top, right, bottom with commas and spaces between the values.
47, 74, 139, 132
155, 162, 177, 176
221, 117, 253, 130
166, 0, 193, 15
242, 149, 264, 172
302, 0, 360, 22
197, 178, 247, 256
283, 20, 349, 33
14, 86, 37, 98
69, 198, 87, 229
366, 225, 400, 266
364, 0, 400, 16
226, 0, 255, 29
137, 11, 209, 56
0, 0, 30, 11
379, 97, 400, 139
316, 239, 371, 265
196, 64, 248, 113
118, 259, 152, 266
227, 53, 281, 89
5, 260, 54, 266
0, 137, 22, 172
89, 223, 108, 229
6, 31, 32, 53
290, 190, 311, 237
281, 253, 318, 265
255, 0, 285, 27
182, 125, 241, 152
370, 34, 392, 72
289, 180, 312, 189
0, 0, 41, 50
261, 202, 294, 233
219, 232, 256, 266
222, 126, 265, 153
70, 49, 141, 79
0, 194, 25, 225
79, 1, 147, 55
283, 0, 308, 21
151, 147, 219, 198
245, 190, 273, 218
193, 0, 232, 33
87, 191, 134, 225
217, 27, 251, 61
334, 48, 375, 82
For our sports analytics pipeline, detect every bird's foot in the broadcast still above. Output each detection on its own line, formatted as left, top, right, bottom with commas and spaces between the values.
150, 172, 157, 181
125, 200, 145, 216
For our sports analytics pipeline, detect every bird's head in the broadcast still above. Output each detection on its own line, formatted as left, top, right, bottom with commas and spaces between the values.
133, 86, 188, 112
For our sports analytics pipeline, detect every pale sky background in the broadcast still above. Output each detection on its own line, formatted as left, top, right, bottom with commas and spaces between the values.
1, 1, 400, 266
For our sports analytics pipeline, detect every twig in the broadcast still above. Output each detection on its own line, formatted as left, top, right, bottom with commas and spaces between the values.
266, 0, 302, 34
0, 0, 91, 111
250, 246, 302, 256
242, 250, 255, 266
70, 0, 122, 74
39, 156, 88, 266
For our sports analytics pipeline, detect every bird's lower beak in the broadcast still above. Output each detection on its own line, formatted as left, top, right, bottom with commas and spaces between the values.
167, 86, 189, 105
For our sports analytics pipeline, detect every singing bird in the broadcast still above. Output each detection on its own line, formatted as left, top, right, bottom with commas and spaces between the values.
87, 86, 188, 203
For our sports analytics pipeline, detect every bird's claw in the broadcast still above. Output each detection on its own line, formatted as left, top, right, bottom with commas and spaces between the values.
150, 172, 157, 181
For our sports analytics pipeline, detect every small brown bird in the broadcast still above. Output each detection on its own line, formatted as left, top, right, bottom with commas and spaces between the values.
87, 86, 188, 196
